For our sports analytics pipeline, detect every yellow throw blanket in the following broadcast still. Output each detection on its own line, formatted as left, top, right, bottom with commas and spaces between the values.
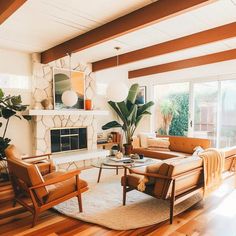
199, 148, 225, 197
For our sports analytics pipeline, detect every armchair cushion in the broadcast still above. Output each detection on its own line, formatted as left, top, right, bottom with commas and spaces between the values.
5, 145, 22, 160
7, 158, 48, 203
43, 172, 88, 203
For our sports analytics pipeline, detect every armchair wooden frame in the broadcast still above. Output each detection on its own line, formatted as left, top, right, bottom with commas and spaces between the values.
122, 166, 204, 224
10, 169, 88, 227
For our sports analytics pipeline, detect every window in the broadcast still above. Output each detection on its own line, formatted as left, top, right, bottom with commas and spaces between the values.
219, 80, 236, 148
154, 83, 189, 136
193, 82, 218, 147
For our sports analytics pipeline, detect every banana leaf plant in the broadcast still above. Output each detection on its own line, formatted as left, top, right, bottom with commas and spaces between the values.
102, 84, 154, 148
0, 88, 31, 159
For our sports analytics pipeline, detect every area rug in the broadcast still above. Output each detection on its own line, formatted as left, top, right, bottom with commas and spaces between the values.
54, 168, 202, 230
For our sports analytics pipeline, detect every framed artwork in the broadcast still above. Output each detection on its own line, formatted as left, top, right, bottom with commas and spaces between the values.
53, 68, 85, 110
135, 86, 146, 105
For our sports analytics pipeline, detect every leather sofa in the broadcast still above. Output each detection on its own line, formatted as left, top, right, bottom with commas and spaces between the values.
132, 135, 211, 160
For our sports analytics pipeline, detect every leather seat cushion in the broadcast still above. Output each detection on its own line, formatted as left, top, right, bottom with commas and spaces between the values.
121, 173, 143, 188
132, 148, 190, 160
43, 172, 88, 203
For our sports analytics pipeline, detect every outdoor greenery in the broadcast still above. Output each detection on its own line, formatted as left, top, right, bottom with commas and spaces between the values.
169, 93, 189, 136
158, 92, 189, 136
102, 83, 154, 145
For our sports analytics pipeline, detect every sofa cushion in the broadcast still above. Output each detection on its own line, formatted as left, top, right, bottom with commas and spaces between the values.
44, 172, 88, 203
139, 132, 156, 148
147, 138, 170, 149
168, 136, 210, 154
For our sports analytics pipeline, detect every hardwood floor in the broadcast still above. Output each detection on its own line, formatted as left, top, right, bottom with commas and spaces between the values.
0, 176, 235, 236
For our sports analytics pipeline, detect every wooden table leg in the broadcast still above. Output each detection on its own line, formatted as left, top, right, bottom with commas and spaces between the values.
116, 166, 119, 175
97, 166, 103, 183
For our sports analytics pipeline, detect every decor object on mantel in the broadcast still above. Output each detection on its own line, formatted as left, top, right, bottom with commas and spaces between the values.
61, 90, 78, 107
41, 98, 53, 110
102, 84, 154, 155
0, 89, 30, 181
85, 99, 92, 110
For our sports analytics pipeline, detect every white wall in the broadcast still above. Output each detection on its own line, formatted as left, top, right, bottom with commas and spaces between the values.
0, 49, 32, 155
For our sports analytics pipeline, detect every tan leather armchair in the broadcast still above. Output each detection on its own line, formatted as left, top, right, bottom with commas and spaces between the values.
121, 156, 204, 224
5, 145, 55, 175
7, 157, 88, 227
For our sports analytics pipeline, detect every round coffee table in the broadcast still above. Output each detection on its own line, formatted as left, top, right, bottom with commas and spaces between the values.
92, 157, 156, 183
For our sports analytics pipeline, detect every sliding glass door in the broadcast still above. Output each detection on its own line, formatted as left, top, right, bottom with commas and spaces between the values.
192, 82, 218, 147
219, 80, 236, 148
154, 78, 236, 148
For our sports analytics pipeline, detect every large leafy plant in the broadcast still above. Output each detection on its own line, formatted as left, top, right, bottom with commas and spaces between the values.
102, 84, 154, 145
0, 88, 30, 159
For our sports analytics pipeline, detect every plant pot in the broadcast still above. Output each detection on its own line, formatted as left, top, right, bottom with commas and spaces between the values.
123, 144, 133, 155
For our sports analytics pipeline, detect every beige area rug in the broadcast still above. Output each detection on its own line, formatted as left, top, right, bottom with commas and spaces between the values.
54, 168, 202, 230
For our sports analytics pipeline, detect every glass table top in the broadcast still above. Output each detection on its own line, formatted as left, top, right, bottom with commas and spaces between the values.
92, 156, 158, 169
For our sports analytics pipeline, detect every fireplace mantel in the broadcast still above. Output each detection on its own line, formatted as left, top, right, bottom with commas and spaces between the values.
26, 109, 109, 116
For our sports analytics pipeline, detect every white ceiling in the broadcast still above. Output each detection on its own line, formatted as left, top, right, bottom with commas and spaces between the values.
0, 0, 151, 52
0, 0, 236, 79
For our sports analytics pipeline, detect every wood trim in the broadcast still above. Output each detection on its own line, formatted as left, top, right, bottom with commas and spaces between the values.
128, 49, 236, 79
92, 22, 236, 72
40, 0, 213, 64
0, 0, 26, 25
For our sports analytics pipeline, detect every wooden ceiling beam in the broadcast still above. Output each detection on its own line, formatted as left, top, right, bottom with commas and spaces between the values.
40, 0, 213, 64
92, 22, 236, 72
0, 0, 26, 25
128, 49, 236, 79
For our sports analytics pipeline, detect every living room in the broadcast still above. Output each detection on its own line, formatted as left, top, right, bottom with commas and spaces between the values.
0, 0, 236, 235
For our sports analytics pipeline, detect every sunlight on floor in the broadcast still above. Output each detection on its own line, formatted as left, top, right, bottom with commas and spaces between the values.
211, 190, 236, 218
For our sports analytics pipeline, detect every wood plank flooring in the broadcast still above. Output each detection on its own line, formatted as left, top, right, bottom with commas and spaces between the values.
0, 176, 235, 236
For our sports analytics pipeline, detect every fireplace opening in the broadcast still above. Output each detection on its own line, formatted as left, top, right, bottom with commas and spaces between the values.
50, 127, 87, 153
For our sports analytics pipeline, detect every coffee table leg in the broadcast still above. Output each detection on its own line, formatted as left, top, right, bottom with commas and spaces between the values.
97, 166, 103, 183
116, 166, 118, 175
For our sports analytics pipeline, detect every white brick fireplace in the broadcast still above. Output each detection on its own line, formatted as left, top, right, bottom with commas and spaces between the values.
31, 55, 106, 156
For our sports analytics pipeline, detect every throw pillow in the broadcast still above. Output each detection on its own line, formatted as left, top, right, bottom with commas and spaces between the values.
139, 132, 156, 148
147, 137, 170, 149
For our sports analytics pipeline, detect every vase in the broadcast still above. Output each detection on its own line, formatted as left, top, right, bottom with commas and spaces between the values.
85, 99, 92, 110
123, 144, 133, 155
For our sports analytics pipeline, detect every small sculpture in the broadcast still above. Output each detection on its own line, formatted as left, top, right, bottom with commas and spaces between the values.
115, 151, 123, 159
41, 99, 53, 110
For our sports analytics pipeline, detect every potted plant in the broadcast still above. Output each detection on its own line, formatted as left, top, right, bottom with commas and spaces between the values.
0, 88, 30, 181
102, 84, 154, 155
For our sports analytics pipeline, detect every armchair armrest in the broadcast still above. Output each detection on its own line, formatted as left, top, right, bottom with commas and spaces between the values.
123, 166, 171, 180
29, 169, 81, 190
22, 153, 52, 161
